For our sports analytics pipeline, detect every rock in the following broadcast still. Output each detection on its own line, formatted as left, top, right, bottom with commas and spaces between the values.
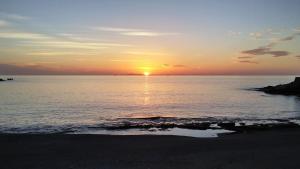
0, 78, 6, 81
256, 77, 300, 95
218, 122, 235, 129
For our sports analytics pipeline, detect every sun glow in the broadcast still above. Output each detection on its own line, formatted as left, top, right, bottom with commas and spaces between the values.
144, 72, 150, 76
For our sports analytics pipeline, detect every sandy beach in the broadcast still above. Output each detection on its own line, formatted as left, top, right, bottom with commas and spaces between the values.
1, 128, 300, 169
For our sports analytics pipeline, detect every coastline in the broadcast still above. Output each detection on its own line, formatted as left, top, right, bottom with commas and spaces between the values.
1, 128, 300, 169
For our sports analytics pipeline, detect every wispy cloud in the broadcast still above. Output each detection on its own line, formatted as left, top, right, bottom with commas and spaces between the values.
0, 20, 9, 27
293, 28, 300, 32
241, 46, 289, 57
0, 32, 51, 40
92, 26, 179, 37
237, 56, 254, 59
173, 64, 186, 68
279, 32, 300, 41
227, 31, 242, 37
249, 29, 281, 40
110, 59, 140, 62
239, 60, 259, 64
92, 27, 141, 32
250, 32, 263, 39
26, 51, 99, 56
0, 12, 31, 20
0, 28, 131, 50
266, 28, 281, 35
121, 31, 178, 37
123, 51, 168, 56
57, 33, 104, 42
21, 41, 114, 50
161, 64, 187, 68
241, 32, 300, 58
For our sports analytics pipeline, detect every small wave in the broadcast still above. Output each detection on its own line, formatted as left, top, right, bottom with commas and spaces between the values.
1, 117, 300, 134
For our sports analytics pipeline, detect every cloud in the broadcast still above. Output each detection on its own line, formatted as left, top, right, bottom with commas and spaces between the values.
279, 33, 300, 42
241, 32, 300, 58
237, 56, 254, 59
22, 40, 131, 49
21, 41, 106, 50
121, 31, 178, 37
0, 20, 9, 27
0, 32, 51, 40
0, 63, 58, 75
0, 12, 31, 20
92, 27, 141, 32
161, 64, 186, 68
57, 33, 99, 41
92, 26, 178, 37
110, 59, 140, 62
123, 51, 168, 56
0, 30, 131, 50
266, 28, 281, 35
173, 64, 186, 68
249, 29, 281, 40
228, 31, 242, 37
239, 60, 259, 64
26, 51, 99, 56
280, 36, 294, 41
241, 46, 289, 57
293, 28, 300, 32
250, 32, 263, 39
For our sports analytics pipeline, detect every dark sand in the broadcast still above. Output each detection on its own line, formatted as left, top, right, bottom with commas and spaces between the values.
1, 129, 300, 169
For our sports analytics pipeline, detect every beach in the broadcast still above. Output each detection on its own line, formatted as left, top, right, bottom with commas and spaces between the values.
1, 128, 300, 169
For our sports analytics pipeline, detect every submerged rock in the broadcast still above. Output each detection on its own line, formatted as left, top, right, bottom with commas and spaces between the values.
256, 77, 300, 95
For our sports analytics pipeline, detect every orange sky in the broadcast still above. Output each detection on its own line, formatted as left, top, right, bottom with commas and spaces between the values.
0, 0, 300, 75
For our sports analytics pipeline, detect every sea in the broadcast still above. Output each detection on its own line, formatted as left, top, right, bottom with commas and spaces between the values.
0, 76, 299, 137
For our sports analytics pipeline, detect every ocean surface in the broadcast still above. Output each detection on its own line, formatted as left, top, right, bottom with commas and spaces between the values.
0, 76, 300, 137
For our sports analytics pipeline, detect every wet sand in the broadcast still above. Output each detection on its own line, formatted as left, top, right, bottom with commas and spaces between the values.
1, 128, 300, 169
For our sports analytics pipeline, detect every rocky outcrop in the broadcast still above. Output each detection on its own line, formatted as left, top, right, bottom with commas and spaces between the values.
257, 77, 300, 95
0, 78, 14, 82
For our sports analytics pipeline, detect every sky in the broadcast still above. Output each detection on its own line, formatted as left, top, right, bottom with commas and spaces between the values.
0, 0, 300, 75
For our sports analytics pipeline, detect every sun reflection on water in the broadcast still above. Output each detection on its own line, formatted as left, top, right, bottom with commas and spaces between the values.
143, 75, 150, 105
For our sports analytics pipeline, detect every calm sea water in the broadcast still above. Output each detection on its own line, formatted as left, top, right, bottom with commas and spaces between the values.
0, 76, 299, 136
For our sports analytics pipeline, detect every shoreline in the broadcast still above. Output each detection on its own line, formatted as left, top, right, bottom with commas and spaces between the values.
1, 128, 300, 169
1, 117, 300, 136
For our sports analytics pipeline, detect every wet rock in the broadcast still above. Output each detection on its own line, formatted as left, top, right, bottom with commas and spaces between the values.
218, 122, 235, 130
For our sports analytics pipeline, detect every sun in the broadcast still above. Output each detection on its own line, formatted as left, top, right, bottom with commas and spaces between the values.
143, 72, 150, 76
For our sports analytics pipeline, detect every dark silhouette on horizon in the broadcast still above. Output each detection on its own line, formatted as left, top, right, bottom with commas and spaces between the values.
257, 77, 300, 95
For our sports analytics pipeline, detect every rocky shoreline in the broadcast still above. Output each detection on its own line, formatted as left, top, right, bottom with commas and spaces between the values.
256, 77, 300, 95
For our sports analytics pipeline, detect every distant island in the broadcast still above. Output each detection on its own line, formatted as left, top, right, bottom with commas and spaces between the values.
256, 77, 300, 96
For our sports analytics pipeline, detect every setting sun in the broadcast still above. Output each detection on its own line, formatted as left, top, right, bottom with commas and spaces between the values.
1, 1, 300, 168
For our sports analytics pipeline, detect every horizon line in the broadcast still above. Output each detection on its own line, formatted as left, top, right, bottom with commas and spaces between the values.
1, 74, 300, 76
